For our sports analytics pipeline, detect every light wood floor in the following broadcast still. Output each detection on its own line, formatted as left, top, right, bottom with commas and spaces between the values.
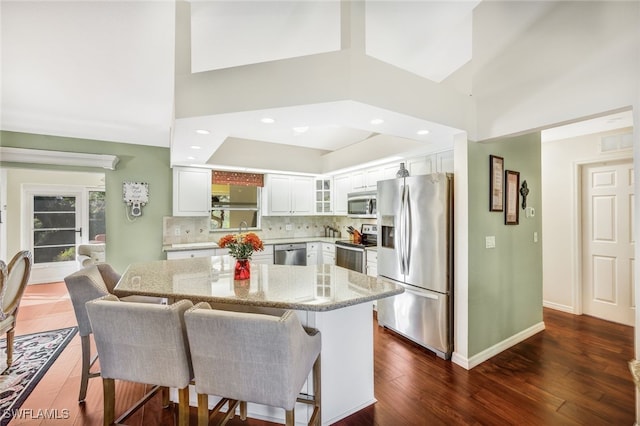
7, 282, 636, 425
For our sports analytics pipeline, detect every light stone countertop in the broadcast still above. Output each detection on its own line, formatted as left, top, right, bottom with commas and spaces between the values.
114, 255, 403, 312
162, 236, 341, 252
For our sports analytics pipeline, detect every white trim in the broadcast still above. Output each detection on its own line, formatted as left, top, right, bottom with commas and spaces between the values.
22, 184, 86, 284
543, 300, 576, 314
0, 147, 119, 170
452, 321, 546, 370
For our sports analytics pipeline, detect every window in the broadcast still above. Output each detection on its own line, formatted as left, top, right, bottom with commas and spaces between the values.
211, 184, 260, 230
33, 195, 78, 263
211, 170, 263, 230
88, 190, 106, 241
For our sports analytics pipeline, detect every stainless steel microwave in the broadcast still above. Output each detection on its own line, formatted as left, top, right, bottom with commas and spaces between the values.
347, 191, 377, 218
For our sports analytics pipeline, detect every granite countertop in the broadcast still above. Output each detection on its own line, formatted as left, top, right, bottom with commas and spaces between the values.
114, 255, 403, 312
162, 236, 340, 252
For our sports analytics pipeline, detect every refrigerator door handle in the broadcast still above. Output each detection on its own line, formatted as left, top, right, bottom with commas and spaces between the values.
400, 284, 439, 299
399, 184, 407, 275
404, 184, 412, 272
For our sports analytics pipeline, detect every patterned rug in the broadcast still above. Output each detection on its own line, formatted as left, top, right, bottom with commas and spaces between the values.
0, 327, 77, 425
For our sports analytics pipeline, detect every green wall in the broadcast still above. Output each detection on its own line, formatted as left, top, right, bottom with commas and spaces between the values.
0, 131, 172, 273
467, 133, 543, 356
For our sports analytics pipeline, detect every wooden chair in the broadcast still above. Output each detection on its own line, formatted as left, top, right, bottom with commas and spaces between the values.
184, 303, 322, 426
0, 250, 33, 372
86, 294, 193, 426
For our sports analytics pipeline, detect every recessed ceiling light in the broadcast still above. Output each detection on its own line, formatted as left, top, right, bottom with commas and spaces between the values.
195, 129, 210, 135
261, 117, 275, 124
293, 126, 309, 133
417, 129, 430, 135
370, 118, 384, 125
190, 145, 202, 150
187, 156, 196, 160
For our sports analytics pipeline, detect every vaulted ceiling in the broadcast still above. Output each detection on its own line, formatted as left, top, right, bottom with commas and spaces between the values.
1, 1, 634, 174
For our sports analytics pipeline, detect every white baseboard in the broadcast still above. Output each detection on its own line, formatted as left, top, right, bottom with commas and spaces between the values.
543, 300, 576, 314
452, 321, 546, 370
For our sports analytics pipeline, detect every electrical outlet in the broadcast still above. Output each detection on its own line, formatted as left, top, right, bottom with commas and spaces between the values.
174, 227, 181, 236
285, 224, 293, 231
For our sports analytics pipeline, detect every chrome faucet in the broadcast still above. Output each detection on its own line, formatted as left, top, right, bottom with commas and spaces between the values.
238, 220, 248, 234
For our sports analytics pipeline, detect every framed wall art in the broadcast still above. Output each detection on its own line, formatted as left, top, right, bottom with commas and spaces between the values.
489, 155, 504, 211
505, 170, 520, 225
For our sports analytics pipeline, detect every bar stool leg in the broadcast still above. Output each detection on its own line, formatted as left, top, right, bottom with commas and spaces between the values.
197, 393, 209, 426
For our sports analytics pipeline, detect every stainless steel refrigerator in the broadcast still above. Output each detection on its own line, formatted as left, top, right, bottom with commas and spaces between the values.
377, 172, 453, 359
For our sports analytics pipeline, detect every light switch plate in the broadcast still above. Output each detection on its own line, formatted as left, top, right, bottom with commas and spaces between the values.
285, 224, 293, 231
485, 236, 496, 249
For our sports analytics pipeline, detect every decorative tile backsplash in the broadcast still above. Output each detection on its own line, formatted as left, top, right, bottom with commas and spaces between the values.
162, 215, 376, 245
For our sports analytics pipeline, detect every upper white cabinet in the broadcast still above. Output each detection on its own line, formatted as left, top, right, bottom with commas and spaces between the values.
314, 178, 332, 214
264, 174, 314, 216
436, 150, 454, 173
333, 174, 350, 215
406, 150, 454, 176
407, 157, 434, 176
173, 167, 211, 216
350, 171, 366, 191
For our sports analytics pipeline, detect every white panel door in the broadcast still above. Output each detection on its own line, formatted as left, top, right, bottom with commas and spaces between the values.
582, 160, 634, 325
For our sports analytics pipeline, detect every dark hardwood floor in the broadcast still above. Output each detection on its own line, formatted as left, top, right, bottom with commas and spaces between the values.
8, 282, 635, 425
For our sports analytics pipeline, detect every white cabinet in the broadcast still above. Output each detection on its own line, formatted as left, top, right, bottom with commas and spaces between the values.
407, 157, 433, 176
166, 248, 217, 260
306, 242, 319, 265
364, 168, 382, 190
350, 171, 366, 192
252, 245, 274, 265
381, 163, 399, 180
406, 150, 453, 176
436, 150, 454, 173
351, 168, 380, 192
306, 242, 334, 265
172, 167, 211, 216
314, 178, 332, 214
265, 174, 314, 216
365, 249, 377, 277
333, 174, 350, 215
321, 243, 336, 265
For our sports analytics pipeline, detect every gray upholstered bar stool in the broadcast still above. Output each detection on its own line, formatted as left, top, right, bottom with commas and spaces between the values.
64, 263, 165, 403
184, 303, 322, 426
86, 294, 193, 426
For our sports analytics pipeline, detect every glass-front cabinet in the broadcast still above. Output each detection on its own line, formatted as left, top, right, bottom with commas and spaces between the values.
315, 178, 332, 214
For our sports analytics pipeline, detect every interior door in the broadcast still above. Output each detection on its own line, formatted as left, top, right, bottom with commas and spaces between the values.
582, 160, 635, 325
27, 188, 85, 283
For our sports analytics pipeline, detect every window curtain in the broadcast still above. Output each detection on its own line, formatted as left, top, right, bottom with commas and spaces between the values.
212, 170, 264, 187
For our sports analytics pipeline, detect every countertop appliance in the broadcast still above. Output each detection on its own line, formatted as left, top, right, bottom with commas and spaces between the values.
347, 191, 377, 218
273, 243, 307, 265
335, 224, 377, 273
376, 173, 454, 359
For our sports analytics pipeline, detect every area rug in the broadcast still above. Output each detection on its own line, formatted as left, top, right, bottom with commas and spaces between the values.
0, 327, 77, 425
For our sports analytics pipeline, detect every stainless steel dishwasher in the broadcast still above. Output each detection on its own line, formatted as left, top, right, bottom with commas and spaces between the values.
273, 243, 307, 265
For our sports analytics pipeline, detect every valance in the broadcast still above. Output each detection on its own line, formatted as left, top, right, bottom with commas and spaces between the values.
212, 170, 264, 187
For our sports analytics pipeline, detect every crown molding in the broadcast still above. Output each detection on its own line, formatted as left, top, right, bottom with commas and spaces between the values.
0, 147, 119, 170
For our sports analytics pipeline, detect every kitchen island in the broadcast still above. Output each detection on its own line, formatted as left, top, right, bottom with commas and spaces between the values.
114, 256, 403, 425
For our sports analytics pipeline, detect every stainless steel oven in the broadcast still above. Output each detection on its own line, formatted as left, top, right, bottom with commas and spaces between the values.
335, 224, 377, 273
335, 244, 365, 273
